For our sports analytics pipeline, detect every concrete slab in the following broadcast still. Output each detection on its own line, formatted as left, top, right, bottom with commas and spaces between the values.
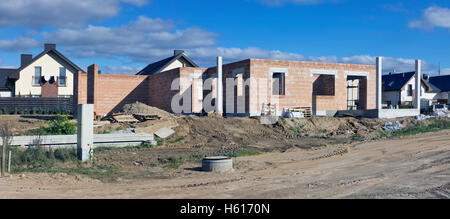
10, 133, 155, 148
154, 127, 175, 139
134, 120, 178, 134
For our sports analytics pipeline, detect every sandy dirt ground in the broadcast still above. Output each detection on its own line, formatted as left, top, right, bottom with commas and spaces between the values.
1, 130, 449, 199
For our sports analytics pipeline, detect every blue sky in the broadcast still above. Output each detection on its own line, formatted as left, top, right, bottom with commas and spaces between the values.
0, 0, 449, 75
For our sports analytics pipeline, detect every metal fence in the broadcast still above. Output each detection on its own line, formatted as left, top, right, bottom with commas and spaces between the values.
0, 97, 73, 114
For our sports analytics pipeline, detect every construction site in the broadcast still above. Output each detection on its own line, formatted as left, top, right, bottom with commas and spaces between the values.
0, 51, 449, 198
0, 99, 449, 198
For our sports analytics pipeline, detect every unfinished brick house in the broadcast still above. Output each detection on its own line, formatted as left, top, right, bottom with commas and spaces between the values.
74, 51, 379, 118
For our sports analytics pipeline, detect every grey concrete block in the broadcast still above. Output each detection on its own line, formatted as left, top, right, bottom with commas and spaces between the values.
154, 127, 175, 139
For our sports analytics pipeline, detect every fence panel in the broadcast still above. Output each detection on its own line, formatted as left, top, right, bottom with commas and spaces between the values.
0, 97, 73, 114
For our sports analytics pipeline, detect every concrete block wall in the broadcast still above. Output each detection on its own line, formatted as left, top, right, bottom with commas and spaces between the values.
74, 59, 376, 118
73, 71, 87, 115
248, 59, 376, 115
76, 64, 150, 117
147, 67, 209, 113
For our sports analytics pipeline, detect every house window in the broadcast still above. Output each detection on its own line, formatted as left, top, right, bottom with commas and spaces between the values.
313, 75, 335, 96
272, 73, 285, 95
59, 68, 67, 86
407, 84, 413, 97
33, 67, 41, 86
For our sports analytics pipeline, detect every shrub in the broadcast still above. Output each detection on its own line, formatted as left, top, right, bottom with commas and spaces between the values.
54, 148, 77, 162
20, 146, 55, 169
60, 106, 69, 115
38, 115, 77, 135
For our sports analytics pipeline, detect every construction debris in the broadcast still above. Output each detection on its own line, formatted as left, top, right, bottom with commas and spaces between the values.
284, 107, 312, 118
382, 121, 402, 132
134, 120, 179, 134
154, 127, 175, 139
109, 114, 140, 123
121, 102, 174, 121
283, 111, 305, 119
105, 102, 176, 124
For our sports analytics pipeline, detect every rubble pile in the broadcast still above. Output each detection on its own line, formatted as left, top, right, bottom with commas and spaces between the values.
382, 121, 403, 132
107, 102, 174, 123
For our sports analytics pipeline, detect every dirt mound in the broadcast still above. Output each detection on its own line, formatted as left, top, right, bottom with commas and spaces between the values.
120, 102, 174, 119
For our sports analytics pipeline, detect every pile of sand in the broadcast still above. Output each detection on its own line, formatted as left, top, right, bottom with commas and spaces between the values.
120, 102, 173, 119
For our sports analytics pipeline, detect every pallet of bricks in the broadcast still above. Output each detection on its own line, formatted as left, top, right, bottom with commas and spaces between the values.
286, 107, 312, 118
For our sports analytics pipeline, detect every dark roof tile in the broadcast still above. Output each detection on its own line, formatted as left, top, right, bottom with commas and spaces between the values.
137, 53, 198, 75
429, 75, 450, 92
382, 72, 415, 91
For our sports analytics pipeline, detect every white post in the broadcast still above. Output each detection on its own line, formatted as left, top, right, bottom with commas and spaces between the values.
376, 57, 383, 110
77, 104, 94, 162
415, 60, 421, 110
216, 56, 223, 114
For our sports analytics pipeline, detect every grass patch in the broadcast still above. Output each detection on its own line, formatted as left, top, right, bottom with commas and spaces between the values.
124, 142, 155, 150
159, 157, 185, 169
2, 146, 120, 182
349, 134, 364, 141
390, 119, 450, 137
167, 136, 185, 144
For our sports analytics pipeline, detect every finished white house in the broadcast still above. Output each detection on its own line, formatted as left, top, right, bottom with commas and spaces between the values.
382, 72, 435, 110
1, 44, 84, 98
427, 74, 450, 104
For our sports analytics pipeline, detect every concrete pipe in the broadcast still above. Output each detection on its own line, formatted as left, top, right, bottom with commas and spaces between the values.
202, 156, 233, 172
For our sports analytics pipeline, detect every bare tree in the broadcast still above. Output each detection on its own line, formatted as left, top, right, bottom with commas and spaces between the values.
0, 122, 13, 177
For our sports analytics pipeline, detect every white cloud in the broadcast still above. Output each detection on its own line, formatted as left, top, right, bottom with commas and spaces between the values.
100, 65, 144, 75
186, 47, 440, 75
0, 37, 40, 52
43, 16, 218, 62
409, 6, 450, 30
0, 0, 148, 28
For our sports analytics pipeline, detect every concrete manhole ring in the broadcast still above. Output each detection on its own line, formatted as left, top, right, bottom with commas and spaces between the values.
202, 156, 233, 172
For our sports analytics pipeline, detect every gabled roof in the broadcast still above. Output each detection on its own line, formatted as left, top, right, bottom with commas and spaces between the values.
136, 52, 198, 76
0, 68, 16, 89
382, 72, 415, 91
383, 71, 434, 92
8, 47, 85, 80
429, 75, 450, 92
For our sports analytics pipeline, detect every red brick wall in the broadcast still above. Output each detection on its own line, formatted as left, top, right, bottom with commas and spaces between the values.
74, 59, 376, 117
147, 68, 182, 113
73, 71, 87, 115
248, 59, 376, 114
76, 64, 149, 117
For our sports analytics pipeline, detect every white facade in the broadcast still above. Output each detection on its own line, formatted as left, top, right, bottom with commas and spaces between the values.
161, 58, 193, 73
383, 75, 438, 109
14, 52, 76, 97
